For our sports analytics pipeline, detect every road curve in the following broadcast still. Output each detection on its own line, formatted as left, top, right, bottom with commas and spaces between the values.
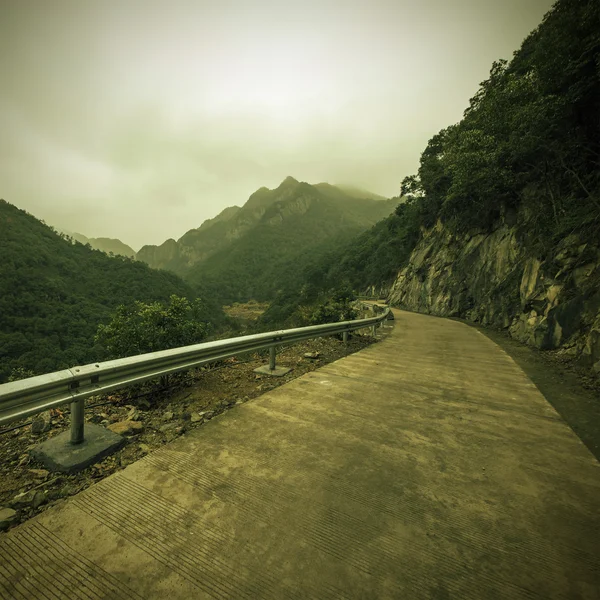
1, 309, 599, 599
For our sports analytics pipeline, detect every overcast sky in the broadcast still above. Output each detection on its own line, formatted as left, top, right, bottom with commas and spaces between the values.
0, 0, 555, 250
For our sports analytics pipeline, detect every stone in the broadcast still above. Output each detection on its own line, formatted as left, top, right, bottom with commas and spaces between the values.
31, 490, 47, 510
30, 424, 126, 473
159, 423, 178, 433
138, 443, 151, 454
59, 484, 79, 498
31, 411, 52, 434
127, 407, 141, 421
190, 413, 203, 423
546, 284, 563, 307
11, 491, 33, 507
10, 489, 46, 509
159, 422, 185, 442
107, 420, 143, 435
163, 411, 174, 421
572, 263, 597, 289
0, 507, 17, 531
304, 352, 320, 359
28, 469, 49, 480
520, 258, 542, 307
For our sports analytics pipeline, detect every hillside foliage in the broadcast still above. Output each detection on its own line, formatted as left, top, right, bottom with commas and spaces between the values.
264, 0, 599, 323
0, 200, 222, 382
138, 177, 397, 304
183, 192, 395, 304
95, 295, 210, 359
401, 0, 599, 250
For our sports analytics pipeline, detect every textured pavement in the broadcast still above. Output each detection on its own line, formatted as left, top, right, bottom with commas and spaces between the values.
1, 309, 599, 599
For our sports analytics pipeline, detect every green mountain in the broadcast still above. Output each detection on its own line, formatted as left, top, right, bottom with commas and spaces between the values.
62, 230, 137, 258
137, 178, 397, 302
270, 0, 600, 368
0, 199, 209, 382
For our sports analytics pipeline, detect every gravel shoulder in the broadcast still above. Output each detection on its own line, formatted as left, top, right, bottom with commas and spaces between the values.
0, 334, 375, 533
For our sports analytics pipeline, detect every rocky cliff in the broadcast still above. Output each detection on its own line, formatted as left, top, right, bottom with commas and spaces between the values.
388, 220, 600, 371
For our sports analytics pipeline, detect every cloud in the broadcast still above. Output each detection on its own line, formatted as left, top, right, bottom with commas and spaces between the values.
0, 0, 556, 249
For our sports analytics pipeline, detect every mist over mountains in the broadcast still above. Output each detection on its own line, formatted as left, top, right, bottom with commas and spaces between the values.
137, 177, 398, 302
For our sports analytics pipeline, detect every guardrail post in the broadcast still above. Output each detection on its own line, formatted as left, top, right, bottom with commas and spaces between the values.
371, 324, 377, 337
342, 331, 348, 343
70, 399, 85, 444
254, 343, 291, 377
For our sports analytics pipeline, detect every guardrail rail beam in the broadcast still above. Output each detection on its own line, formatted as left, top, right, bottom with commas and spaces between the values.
1, 307, 391, 472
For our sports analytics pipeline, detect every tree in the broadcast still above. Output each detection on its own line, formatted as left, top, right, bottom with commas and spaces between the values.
95, 295, 210, 359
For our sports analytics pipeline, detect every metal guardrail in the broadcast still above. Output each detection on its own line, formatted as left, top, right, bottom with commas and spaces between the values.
0, 308, 390, 443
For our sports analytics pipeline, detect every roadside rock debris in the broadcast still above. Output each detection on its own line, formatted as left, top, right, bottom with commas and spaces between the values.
0, 334, 375, 533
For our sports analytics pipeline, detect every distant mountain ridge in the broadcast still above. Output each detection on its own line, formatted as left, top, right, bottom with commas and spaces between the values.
137, 178, 395, 278
137, 177, 398, 303
62, 230, 136, 258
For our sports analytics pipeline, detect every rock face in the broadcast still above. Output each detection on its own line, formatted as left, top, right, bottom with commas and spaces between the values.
388, 221, 600, 369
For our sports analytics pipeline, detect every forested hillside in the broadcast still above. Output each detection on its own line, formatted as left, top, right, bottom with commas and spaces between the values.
0, 200, 220, 382
264, 0, 600, 366
138, 176, 397, 303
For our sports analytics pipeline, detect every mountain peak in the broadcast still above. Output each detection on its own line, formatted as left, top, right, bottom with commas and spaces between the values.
281, 176, 299, 186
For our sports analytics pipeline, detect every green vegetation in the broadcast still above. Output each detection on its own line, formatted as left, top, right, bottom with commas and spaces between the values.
401, 0, 599, 250
3, 0, 597, 381
95, 295, 210, 358
183, 192, 392, 304
264, 0, 600, 324
306, 290, 358, 326
0, 200, 223, 382
259, 202, 422, 325
138, 177, 397, 304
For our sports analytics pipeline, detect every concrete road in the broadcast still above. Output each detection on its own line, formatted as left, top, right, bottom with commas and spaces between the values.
1, 309, 599, 599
